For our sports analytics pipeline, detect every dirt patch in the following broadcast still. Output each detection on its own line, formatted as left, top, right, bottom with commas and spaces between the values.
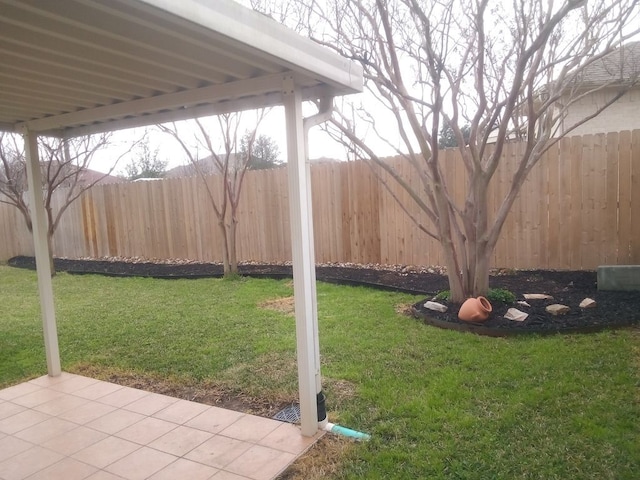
395, 302, 415, 316
276, 435, 354, 480
259, 296, 295, 316
68, 363, 290, 417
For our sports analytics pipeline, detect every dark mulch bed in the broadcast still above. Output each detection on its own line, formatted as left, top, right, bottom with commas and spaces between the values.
8, 256, 640, 336
413, 270, 640, 336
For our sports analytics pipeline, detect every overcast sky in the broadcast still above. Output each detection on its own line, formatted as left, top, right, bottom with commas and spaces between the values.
92, 99, 377, 175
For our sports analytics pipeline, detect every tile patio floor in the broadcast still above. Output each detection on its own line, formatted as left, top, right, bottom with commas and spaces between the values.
0, 373, 322, 480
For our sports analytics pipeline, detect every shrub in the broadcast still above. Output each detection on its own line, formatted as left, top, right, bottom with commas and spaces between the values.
433, 288, 515, 304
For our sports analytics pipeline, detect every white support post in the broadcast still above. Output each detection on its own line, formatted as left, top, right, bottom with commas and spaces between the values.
22, 128, 61, 377
283, 76, 320, 437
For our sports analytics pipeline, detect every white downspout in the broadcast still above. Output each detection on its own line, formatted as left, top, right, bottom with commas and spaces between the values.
21, 127, 61, 377
302, 96, 333, 429
284, 83, 371, 440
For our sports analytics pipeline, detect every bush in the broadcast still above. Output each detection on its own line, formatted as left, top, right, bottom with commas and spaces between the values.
487, 288, 516, 304
433, 288, 515, 304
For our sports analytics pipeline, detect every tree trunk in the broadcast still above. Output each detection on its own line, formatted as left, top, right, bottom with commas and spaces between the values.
447, 250, 491, 303
472, 252, 490, 297
47, 231, 56, 277
446, 267, 465, 303
443, 175, 493, 303
217, 220, 230, 275
228, 218, 239, 275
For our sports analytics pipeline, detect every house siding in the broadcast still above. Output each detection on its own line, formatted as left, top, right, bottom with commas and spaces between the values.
561, 88, 640, 136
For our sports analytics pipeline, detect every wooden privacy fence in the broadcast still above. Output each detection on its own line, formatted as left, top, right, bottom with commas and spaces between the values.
1, 131, 639, 270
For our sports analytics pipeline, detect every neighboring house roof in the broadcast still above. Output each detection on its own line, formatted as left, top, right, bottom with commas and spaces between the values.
39, 162, 124, 188
574, 41, 640, 87
165, 154, 246, 178
491, 42, 640, 142
76, 168, 123, 186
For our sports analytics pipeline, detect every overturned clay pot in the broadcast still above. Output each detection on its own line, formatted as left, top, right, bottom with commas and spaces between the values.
458, 296, 493, 322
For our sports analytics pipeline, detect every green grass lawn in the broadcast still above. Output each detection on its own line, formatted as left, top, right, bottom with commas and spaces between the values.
1, 265, 638, 479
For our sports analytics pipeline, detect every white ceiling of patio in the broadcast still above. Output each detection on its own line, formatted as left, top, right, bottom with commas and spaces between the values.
0, 0, 362, 137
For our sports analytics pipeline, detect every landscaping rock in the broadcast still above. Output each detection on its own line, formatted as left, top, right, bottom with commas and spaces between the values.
424, 301, 448, 313
517, 301, 531, 308
524, 293, 554, 300
546, 304, 570, 315
505, 308, 528, 322
579, 298, 597, 309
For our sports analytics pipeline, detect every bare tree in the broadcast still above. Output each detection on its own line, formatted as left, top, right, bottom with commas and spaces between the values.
159, 111, 266, 276
255, 0, 640, 302
0, 132, 131, 274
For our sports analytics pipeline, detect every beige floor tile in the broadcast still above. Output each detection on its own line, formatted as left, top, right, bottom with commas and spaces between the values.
0, 378, 320, 480
26, 457, 98, 480
185, 435, 252, 469
153, 399, 210, 424
105, 446, 176, 480
186, 406, 245, 434
59, 401, 117, 425
211, 471, 252, 480
97, 387, 149, 408
0, 436, 33, 463
0, 401, 26, 421
0, 408, 50, 435
224, 444, 296, 480
123, 392, 178, 416
72, 436, 140, 469
42, 426, 108, 456
148, 458, 219, 480
86, 409, 145, 435
0, 445, 64, 480
33, 392, 90, 416
85, 470, 126, 480
148, 425, 213, 456
115, 417, 177, 445
10, 388, 64, 408
0, 382, 42, 401
50, 376, 100, 394
218, 415, 280, 443
258, 422, 319, 454
14, 417, 77, 443
28, 373, 78, 387
74, 381, 124, 401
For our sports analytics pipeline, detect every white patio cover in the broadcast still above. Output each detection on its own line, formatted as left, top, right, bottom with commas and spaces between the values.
0, 0, 363, 436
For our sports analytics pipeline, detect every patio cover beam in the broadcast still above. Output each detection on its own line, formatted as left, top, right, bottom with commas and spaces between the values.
17, 73, 303, 135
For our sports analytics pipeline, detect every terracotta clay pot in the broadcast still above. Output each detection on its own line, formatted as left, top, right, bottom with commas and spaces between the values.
458, 296, 492, 322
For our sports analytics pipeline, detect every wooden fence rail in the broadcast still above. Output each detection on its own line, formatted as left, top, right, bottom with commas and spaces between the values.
1, 131, 639, 270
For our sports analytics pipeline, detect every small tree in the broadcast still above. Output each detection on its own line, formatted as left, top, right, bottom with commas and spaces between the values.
256, 0, 640, 302
122, 135, 167, 180
242, 133, 281, 170
158, 111, 266, 276
438, 123, 470, 149
0, 132, 131, 274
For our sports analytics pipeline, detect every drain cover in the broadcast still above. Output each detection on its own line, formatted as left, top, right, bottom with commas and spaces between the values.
273, 404, 300, 424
